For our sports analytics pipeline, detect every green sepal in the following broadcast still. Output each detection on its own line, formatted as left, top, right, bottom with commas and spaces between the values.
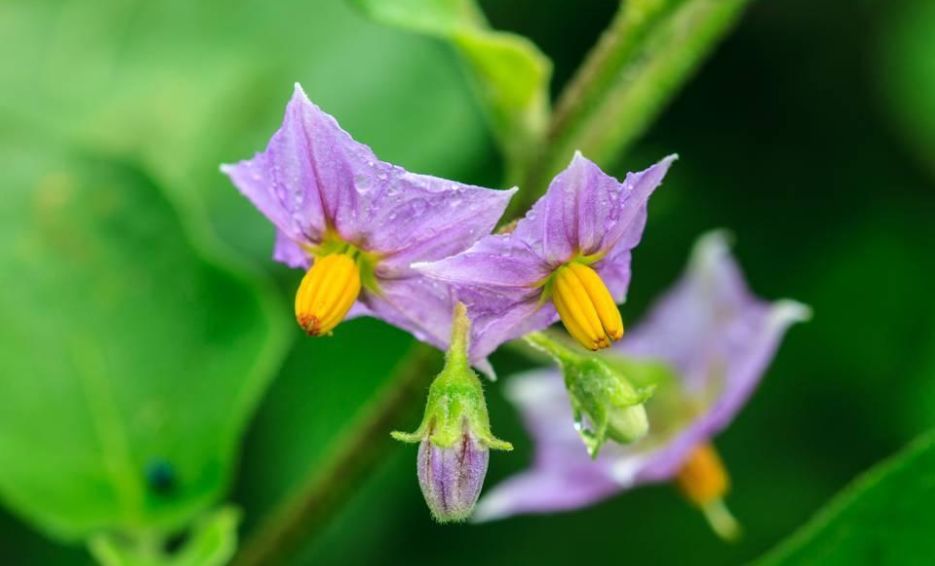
524, 331, 666, 457
392, 304, 512, 451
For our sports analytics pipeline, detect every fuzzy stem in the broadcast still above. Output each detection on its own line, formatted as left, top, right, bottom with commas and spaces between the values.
232, 343, 442, 566
507, 0, 751, 217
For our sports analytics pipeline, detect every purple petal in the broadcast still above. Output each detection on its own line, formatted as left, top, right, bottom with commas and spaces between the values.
360, 275, 498, 376
511, 153, 675, 266
594, 246, 633, 303
414, 235, 552, 289
363, 178, 517, 274
414, 236, 557, 361
273, 230, 311, 269
360, 275, 456, 352
221, 84, 375, 250
472, 468, 619, 522
224, 84, 512, 274
465, 290, 560, 362
589, 154, 675, 300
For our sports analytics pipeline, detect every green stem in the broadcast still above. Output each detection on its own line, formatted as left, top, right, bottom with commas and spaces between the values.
508, 0, 752, 217
232, 343, 442, 566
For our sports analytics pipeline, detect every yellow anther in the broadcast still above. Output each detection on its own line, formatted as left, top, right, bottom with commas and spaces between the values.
294, 253, 361, 336
676, 443, 741, 541
551, 262, 623, 350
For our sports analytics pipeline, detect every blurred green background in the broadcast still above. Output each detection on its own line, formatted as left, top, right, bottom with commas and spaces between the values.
2, 0, 935, 564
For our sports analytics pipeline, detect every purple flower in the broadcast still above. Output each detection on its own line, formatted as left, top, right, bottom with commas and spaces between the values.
415, 152, 675, 359
222, 84, 515, 354
473, 232, 810, 527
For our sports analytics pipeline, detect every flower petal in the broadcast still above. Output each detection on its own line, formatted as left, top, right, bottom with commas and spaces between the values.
414, 235, 551, 289
273, 230, 311, 269
364, 179, 517, 274
466, 291, 559, 362
511, 153, 675, 265
360, 275, 456, 352
361, 276, 501, 376
222, 84, 378, 251
615, 231, 810, 479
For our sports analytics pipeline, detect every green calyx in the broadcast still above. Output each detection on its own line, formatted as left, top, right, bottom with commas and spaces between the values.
392, 303, 512, 451
307, 231, 381, 293
524, 331, 659, 457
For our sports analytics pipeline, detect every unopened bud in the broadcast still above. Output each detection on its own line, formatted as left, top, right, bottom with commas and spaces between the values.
417, 428, 489, 522
524, 332, 654, 457
393, 303, 512, 523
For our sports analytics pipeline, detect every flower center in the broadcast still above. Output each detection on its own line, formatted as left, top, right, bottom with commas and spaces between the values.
549, 262, 623, 350
294, 252, 362, 336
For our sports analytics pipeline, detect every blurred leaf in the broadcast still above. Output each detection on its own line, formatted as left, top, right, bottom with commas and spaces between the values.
0, 136, 290, 541
881, 0, 935, 177
89, 506, 240, 566
757, 430, 935, 565
0, 0, 493, 266
350, 0, 552, 180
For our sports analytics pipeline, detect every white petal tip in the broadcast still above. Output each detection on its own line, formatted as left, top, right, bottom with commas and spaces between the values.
692, 229, 735, 269
770, 300, 812, 327
470, 493, 511, 523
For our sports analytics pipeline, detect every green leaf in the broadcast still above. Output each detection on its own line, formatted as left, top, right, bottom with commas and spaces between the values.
350, 0, 551, 181
0, 136, 290, 542
757, 430, 935, 565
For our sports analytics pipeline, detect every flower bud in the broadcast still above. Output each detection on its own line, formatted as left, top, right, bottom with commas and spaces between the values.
393, 303, 512, 523
524, 332, 654, 457
417, 428, 489, 522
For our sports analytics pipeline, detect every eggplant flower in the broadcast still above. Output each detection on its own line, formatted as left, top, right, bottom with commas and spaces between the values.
473, 232, 810, 538
415, 153, 675, 359
222, 84, 516, 351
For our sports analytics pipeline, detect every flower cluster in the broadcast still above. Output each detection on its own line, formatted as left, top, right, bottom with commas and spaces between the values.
223, 85, 673, 373
224, 86, 805, 527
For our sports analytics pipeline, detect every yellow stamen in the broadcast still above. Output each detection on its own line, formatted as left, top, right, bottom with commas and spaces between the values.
294, 253, 361, 336
551, 262, 623, 350
676, 443, 741, 541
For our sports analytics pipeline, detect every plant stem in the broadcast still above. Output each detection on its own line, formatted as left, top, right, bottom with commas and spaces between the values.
507, 0, 752, 217
232, 343, 442, 566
